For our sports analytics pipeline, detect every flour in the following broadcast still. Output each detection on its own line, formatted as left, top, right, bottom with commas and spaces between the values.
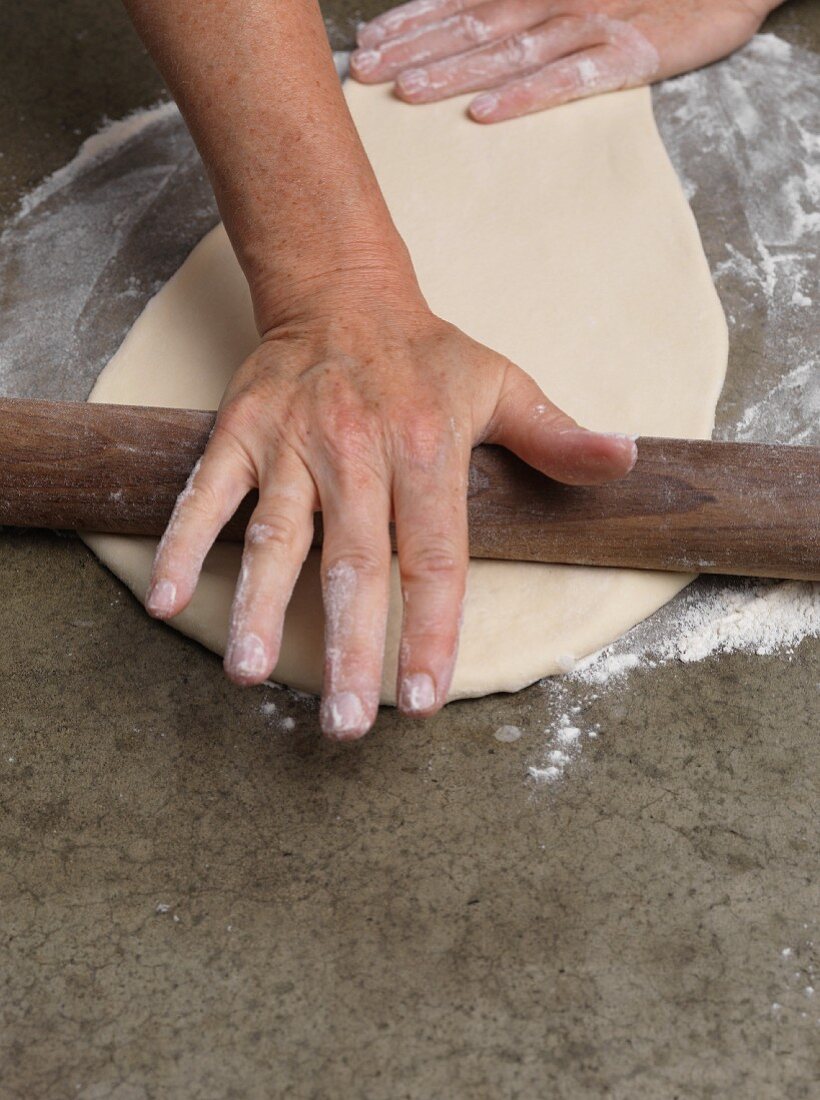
0, 102, 216, 403
656, 35, 819, 449
573, 580, 819, 688
527, 37, 819, 785
0, 48, 351, 402
0, 38, 814, 762
528, 578, 818, 785
731, 361, 819, 447
260, 700, 299, 732
16, 101, 180, 221
551, 34, 820, 695
528, 709, 598, 785
523, 576, 814, 783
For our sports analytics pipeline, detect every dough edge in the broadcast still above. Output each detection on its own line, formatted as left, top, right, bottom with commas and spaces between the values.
82, 84, 727, 704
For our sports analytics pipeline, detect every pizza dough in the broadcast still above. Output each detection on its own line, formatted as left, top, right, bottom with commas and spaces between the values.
83, 82, 727, 703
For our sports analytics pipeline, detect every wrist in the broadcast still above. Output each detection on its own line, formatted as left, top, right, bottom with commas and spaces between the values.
249, 236, 426, 334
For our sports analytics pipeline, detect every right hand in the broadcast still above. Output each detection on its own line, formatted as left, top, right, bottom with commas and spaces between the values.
351, 0, 776, 122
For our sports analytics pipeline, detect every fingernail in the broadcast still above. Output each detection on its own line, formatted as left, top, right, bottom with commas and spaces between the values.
399, 672, 436, 714
227, 633, 267, 678
321, 692, 366, 739
397, 68, 429, 98
351, 49, 381, 76
555, 428, 639, 471
558, 428, 637, 446
606, 432, 639, 468
605, 432, 639, 443
146, 579, 176, 617
470, 92, 499, 120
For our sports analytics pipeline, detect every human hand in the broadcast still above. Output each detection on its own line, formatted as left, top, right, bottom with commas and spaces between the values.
144, 276, 637, 741
352, 0, 778, 122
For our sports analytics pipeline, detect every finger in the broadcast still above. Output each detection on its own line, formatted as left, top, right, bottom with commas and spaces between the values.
146, 428, 255, 619
357, 0, 474, 50
223, 455, 316, 686
318, 473, 392, 742
393, 425, 469, 717
396, 16, 602, 103
351, 0, 549, 84
469, 43, 657, 122
486, 363, 637, 485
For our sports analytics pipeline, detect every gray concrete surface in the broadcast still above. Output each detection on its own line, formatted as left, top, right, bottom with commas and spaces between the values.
1, 3, 818, 1097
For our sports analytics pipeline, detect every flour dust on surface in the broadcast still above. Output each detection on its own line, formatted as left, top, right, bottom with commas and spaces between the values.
0, 39, 815, 775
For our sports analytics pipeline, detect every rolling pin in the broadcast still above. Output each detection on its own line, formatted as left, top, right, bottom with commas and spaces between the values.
0, 397, 817, 581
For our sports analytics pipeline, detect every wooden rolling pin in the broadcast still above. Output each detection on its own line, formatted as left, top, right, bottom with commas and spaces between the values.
0, 397, 817, 581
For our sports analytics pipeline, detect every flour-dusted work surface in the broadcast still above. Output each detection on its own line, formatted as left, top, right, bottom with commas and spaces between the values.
82, 78, 728, 703
0, 3, 818, 1098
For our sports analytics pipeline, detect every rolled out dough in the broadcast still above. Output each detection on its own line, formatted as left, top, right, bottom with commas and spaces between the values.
83, 82, 727, 703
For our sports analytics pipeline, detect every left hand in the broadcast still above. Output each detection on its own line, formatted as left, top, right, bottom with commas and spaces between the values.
146, 271, 637, 741
351, 0, 778, 123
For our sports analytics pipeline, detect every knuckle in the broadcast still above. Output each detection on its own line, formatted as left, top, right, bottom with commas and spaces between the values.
457, 12, 493, 46
322, 549, 384, 585
401, 537, 463, 583
504, 31, 539, 69
318, 400, 379, 465
397, 412, 452, 469
401, 626, 459, 653
245, 513, 301, 553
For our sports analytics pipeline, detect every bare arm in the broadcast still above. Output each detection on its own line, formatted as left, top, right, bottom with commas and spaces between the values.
124, 0, 637, 740
123, 0, 416, 329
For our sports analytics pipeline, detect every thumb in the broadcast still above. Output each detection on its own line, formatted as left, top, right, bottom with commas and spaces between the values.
485, 363, 638, 486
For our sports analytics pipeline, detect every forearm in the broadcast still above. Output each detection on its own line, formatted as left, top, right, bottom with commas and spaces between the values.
123, 0, 417, 329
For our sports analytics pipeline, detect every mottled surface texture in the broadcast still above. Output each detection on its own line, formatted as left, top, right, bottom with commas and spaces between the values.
1, 3, 818, 1098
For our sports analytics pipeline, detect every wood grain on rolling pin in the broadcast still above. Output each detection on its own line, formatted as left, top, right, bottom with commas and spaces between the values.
0, 398, 817, 581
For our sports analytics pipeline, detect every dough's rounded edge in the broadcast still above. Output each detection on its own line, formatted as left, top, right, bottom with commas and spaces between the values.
82, 85, 727, 705
82, 534, 693, 704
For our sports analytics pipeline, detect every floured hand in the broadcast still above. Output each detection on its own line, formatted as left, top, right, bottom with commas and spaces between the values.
352, 0, 780, 122
144, 279, 637, 742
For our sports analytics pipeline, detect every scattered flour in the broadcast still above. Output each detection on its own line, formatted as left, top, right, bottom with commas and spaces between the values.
0, 38, 812, 782
15, 101, 180, 221
771, 925, 819, 1025
731, 361, 819, 447
573, 580, 819, 687
578, 652, 640, 686
527, 577, 819, 784
556, 725, 581, 746
529, 711, 599, 785
528, 766, 561, 783
0, 47, 351, 402
656, 35, 819, 449
551, 35, 820, 705
260, 699, 299, 732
